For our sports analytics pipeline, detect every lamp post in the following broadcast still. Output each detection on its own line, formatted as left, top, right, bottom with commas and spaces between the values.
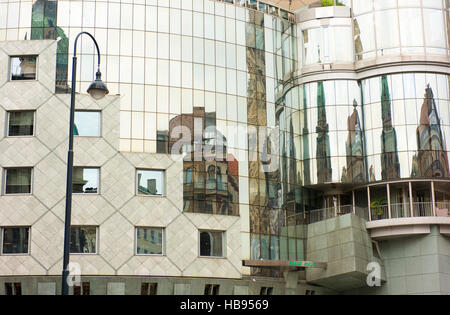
62, 32, 109, 295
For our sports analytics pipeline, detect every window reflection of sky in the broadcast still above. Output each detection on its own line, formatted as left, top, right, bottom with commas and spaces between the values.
137, 170, 164, 195
74, 111, 100, 136
82, 168, 99, 193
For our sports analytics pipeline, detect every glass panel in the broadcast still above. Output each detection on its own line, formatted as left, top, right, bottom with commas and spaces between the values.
8, 111, 34, 136
136, 227, 163, 255
72, 168, 99, 194
137, 170, 164, 196
199, 231, 223, 257
5, 168, 32, 194
2, 227, 29, 254
70, 226, 97, 254
10, 56, 37, 80
74, 111, 101, 136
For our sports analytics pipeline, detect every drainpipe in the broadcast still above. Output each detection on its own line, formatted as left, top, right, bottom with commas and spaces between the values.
409, 181, 414, 217
387, 183, 391, 219
431, 181, 436, 217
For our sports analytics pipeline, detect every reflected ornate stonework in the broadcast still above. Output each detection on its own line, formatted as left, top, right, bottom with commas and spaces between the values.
411, 85, 450, 178
316, 82, 332, 183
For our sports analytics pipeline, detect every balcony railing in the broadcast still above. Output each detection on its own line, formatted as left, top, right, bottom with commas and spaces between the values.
306, 201, 449, 224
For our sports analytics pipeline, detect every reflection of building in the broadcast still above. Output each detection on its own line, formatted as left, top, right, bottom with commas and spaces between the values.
169, 108, 239, 216
342, 101, 366, 183
72, 168, 88, 193
411, 86, 450, 178
316, 81, 332, 183
380, 76, 400, 180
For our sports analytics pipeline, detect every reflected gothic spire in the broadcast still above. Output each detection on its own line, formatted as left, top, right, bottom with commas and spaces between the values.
316, 81, 332, 183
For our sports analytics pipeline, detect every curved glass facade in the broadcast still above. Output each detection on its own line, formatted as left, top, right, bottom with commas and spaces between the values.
362, 72, 450, 181
353, 0, 450, 59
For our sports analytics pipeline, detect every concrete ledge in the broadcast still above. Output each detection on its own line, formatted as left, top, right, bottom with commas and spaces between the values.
366, 217, 450, 239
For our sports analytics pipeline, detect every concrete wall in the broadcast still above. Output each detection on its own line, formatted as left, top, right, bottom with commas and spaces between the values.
306, 214, 385, 292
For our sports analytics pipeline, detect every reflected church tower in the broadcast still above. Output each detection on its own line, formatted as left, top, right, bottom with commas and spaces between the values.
380, 75, 401, 180
342, 100, 366, 183
316, 81, 332, 183
411, 85, 450, 178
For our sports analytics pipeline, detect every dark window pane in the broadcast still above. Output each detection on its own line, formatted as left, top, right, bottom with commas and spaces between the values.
70, 227, 97, 254
73, 285, 81, 295
5, 168, 32, 194
11, 56, 37, 80
200, 231, 223, 257
14, 283, 22, 296
141, 283, 149, 295
8, 111, 34, 136
137, 170, 164, 196
72, 168, 99, 194
149, 283, 158, 295
2, 228, 29, 254
204, 284, 211, 295
212, 285, 220, 295
136, 228, 163, 255
5, 283, 13, 296
82, 282, 90, 295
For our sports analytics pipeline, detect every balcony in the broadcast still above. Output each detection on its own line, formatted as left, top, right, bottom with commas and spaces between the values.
306, 201, 450, 225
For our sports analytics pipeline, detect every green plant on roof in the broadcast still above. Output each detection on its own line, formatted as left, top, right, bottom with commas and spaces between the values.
321, 0, 346, 6
370, 198, 387, 216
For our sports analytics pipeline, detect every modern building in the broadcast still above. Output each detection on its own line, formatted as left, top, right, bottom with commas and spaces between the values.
0, 0, 449, 295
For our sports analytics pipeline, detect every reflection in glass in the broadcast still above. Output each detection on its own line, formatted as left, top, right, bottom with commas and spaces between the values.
411, 86, 450, 178
315, 82, 332, 183
74, 111, 101, 137
2, 227, 29, 254
70, 226, 97, 254
380, 75, 400, 180
8, 111, 34, 136
199, 231, 223, 257
10, 56, 37, 80
137, 170, 164, 196
5, 168, 32, 194
136, 227, 163, 255
72, 168, 99, 194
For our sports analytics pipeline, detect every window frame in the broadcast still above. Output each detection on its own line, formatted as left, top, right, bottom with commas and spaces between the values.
135, 169, 166, 197
9, 55, 38, 81
72, 167, 100, 195
135, 227, 165, 256
3, 167, 33, 196
7, 110, 36, 137
69, 226, 99, 255
198, 230, 226, 258
73, 110, 102, 137
1, 226, 31, 256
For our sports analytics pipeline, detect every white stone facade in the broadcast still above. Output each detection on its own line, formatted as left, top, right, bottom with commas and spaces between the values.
0, 40, 243, 279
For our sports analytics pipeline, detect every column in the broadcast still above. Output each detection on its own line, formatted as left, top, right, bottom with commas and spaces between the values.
409, 181, 414, 217
387, 183, 391, 219
367, 186, 371, 221
431, 181, 436, 217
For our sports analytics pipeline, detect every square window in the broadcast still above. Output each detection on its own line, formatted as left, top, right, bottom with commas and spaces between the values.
70, 226, 97, 254
136, 170, 165, 196
199, 231, 224, 257
141, 282, 158, 295
5, 168, 32, 195
204, 284, 220, 295
74, 111, 101, 137
73, 168, 99, 194
136, 227, 164, 255
4, 283, 22, 295
10, 56, 37, 80
2, 227, 29, 254
8, 111, 35, 136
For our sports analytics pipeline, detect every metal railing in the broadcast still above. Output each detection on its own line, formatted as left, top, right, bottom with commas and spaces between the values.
412, 202, 433, 217
390, 203, 410, 219
370, 205, 389, 221
306, 201, 448, 224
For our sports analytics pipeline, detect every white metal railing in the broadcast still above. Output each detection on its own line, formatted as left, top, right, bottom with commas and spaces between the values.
370, 205, 389, 221
412, 202, 434, 217
390, 203, 410, 219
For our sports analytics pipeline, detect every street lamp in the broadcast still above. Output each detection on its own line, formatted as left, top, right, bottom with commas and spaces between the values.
62, 31, 108, 295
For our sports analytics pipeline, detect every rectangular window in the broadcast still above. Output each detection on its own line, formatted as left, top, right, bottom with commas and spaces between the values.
72, 167, 99, 194
136, 170, 164, 196
260, 287, 273, 295
2, 227, 29, 254
4, 283, 21, 295
10, 56, 37, 80
74, 111, 101, 137
4, 168, 32, 194
8, 111, 35, 136
204, 284, 220, 295
70, 226, 97, 254
73, 282, 90, 295
136, 227, 164, 255
199, 231, 224, 257
141, 282, 158, 295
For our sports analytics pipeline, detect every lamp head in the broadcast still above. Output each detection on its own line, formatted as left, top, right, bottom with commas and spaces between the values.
87, 70, 109, 100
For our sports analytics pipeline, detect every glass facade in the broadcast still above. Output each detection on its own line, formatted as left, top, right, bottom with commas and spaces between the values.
1, 0, 449, 278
